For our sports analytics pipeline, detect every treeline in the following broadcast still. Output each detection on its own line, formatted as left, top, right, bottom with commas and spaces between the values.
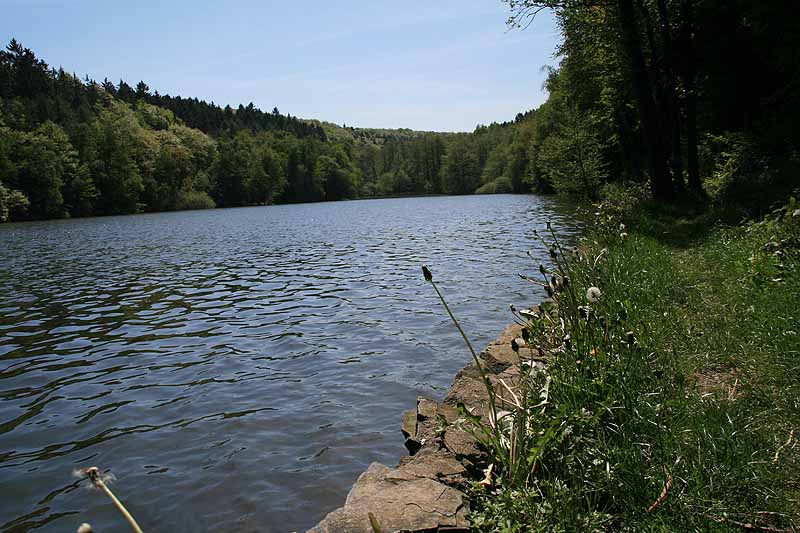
503, 0, 800, 205
0, 39, 544, 222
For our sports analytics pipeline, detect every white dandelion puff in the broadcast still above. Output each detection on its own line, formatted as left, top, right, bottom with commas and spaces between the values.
77, 523, 93, 533
587, 287, 602, 303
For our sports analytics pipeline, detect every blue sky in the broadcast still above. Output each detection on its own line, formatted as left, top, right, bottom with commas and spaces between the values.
1, 0, 560, 131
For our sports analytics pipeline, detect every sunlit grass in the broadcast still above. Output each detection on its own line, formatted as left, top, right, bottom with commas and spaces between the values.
431, 196, 800, 531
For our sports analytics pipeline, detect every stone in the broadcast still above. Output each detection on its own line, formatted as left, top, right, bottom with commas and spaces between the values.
443, 426, 483, 459
443, 363, 491, 417
417, 397, 439, 420
496, 322, 523, 344
388, 448, 467, 485
481, 341, 520, 367
401, 409, 417, 439
309, 463, 469, 533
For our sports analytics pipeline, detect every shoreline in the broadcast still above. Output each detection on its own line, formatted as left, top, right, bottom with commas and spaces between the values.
310, 321, 538, 533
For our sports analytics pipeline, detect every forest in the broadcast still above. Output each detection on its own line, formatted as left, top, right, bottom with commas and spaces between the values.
0, 39, 538, 222
2, 0, 799, 222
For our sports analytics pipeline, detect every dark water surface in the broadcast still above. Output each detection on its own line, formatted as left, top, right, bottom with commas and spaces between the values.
0, 195, 577, 532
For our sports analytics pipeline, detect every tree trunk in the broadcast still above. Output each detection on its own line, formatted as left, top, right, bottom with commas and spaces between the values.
680, 0, 702, 196
656, 0, 685, 193
617, 0, 674, 200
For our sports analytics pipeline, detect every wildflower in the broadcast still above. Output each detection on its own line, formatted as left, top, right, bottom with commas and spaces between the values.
620, 232, 628, 240
421, 265, 433, 282
586, 286, 602, 302
77, 524, 93, 533
620, 223, 626, 231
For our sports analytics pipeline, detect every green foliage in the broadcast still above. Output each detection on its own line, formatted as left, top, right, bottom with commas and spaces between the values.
537, 103, 607, 199
0, 39, 553, 222
0, 180, 29, 221
173, 189, 215, 211
459, 202, 800, 530
475, 176, 514, 195
441, 136, 481, 194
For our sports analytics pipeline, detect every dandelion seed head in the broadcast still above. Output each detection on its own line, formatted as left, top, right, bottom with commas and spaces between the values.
620, 232, 628, 240
586, 286, 602, 302
77, 523, 93, 533
421, 265, 433, 282
74, 466, 114, 489
620, 223, 626, 231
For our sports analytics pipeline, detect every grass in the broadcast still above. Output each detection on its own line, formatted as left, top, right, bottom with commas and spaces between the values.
445, 194, 800, 531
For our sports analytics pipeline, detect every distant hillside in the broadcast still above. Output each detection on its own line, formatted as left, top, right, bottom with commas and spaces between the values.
301, 119, 452, 144
0, 39, 542, 222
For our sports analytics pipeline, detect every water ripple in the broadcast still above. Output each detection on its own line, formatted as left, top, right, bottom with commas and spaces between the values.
0, 195, 578, 532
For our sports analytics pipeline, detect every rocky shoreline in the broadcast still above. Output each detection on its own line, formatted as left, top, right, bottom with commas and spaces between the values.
310, 322, 546, 533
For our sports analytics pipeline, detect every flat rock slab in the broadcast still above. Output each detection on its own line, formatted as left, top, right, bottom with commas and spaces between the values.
310, 463, 469, 533
393, 448, 467, 485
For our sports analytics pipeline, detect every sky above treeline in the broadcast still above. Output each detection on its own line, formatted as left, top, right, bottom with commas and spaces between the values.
1, 0, 560, 132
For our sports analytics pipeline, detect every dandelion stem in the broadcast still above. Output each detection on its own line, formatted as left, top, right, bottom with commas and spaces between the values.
84, 467, 143, 533
426, 275, 499, 437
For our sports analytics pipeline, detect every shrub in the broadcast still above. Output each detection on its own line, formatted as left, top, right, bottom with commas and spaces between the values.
173, 189, 215, 211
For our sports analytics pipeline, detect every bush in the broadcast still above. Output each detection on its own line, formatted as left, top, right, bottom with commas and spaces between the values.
0, 181, 30, 222
173, 189, 215, 211
475, 176, 514, 194
700, 133, 800, 216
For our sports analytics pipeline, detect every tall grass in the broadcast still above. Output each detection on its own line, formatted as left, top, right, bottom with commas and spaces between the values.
428, 196, 800, 531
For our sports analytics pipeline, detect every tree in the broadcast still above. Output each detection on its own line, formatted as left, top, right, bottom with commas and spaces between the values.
537, 102, 606, 199
504, 0, 701, 200
440, 136, 480, 194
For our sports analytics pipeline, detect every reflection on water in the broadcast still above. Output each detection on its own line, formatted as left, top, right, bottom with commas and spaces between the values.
0, 195, 577, 532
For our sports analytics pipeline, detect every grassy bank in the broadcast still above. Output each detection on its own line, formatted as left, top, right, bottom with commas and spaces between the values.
458, 194, 799, 531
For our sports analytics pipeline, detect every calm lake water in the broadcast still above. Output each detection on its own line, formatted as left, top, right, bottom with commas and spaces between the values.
0, 195, 577, 532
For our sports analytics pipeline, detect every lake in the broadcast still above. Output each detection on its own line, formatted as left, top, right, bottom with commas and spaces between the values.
0, 195, 578, 532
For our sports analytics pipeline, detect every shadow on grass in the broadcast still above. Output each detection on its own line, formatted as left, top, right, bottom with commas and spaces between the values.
627, 174, 798, 249
626, 197, 722, 249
